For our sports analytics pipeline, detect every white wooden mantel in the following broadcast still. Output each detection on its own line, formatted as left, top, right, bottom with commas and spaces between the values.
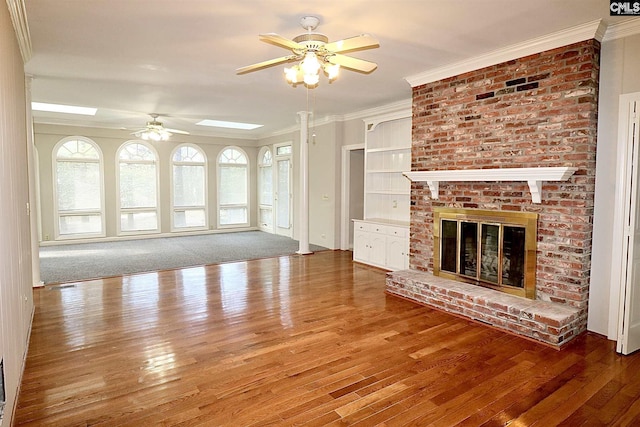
403, 167, 578, 204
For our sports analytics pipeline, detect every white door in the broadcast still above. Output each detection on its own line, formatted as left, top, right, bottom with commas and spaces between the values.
275, 157, 292, 238
618, 98, 640, 355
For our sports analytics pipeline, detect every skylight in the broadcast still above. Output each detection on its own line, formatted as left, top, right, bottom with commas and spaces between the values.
31, 102, 97, 116
196, 119, 263, 130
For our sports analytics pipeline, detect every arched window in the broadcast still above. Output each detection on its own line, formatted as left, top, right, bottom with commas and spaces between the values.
258, 147, 273, 232
117, 141, 159, 234
53, 137, 104, 238
218, 147, 248, 227
171, 144, 207, 230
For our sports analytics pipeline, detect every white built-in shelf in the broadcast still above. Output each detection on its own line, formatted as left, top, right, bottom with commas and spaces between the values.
403, 167, 578, 204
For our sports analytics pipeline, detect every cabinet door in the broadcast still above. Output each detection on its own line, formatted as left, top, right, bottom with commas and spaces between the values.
369, 233, 387, 267
387, 236, 409, 270
353, 230, 370, 263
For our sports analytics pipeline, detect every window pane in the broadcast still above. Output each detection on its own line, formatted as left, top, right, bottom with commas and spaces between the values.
119, 143, 155, 161
219, 147, 248, 227
55, 138, 103, 236
276, 145, 292, 155
174, 209, 206, 228
259, 165, 272, 206
277, 159, 290, 228
219, 166, 247, 205
173, 146, 204, 163
220, 207, 247, 225
57, 139, 100, 159
57, 161, 101, 210
59, 214, 102, 235
120, 211, 158, 232
261, 149, 272, 165
173, 165, 205, 207
119, 163, 157, 208
220, 148, 247, 164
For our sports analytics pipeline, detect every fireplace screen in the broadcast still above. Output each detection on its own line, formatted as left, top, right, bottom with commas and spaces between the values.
434, 208, 537, 299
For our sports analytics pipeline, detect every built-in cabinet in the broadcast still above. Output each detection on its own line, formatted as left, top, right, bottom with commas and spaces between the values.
353, 111, 411, 270
353, 220, 409, 270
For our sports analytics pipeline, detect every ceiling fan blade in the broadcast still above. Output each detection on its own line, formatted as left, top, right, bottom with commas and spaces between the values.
324, 34, 379, 53
328, 54, 378, 73
165, 128, 190, 135
236, 55, 297, 74
259, 33, 304, 50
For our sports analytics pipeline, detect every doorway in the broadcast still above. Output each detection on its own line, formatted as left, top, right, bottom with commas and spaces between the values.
614, 92, 640, 355
341, 144, 365, 250
274, 144, 292, 238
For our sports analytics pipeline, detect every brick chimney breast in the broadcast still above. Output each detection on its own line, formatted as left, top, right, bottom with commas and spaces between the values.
408, 39, 600, 339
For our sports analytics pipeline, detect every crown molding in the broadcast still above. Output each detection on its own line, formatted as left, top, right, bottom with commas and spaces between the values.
259, 99, 412, 140
602, 17, 640, 42
405, 19, 603, 88
342, 99, 412, 122
6, 0, 32, 63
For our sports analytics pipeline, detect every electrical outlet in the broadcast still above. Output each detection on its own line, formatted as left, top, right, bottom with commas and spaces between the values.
44, 234, 50, 241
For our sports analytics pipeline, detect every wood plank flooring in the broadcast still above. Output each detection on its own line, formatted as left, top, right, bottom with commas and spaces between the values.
14, 250, 640, 426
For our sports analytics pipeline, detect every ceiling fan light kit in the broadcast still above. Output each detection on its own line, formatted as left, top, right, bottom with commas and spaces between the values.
237, 16, 379, 88
132, 114, 189, 141
134, 126, 172, 141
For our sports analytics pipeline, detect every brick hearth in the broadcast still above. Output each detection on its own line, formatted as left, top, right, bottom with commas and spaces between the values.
387, 270, 581, 348
389, 39, 600, 348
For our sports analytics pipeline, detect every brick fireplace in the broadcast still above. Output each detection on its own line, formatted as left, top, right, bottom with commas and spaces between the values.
386, 39, 600, 348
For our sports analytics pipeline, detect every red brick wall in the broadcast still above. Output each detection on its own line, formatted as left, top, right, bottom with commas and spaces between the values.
410, 39, 600, 328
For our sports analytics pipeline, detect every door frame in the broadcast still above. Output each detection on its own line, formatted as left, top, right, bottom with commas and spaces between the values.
274, 142, 293, 238
257, 146, 274, 233
611, 92, 640, 351
340, 143, 365, 250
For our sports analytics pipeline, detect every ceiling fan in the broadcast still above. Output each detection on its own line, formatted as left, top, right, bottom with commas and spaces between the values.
237, 16, 379, 87
132, 114, 189, 141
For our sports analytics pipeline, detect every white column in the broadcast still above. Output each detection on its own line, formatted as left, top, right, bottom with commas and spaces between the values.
25, 75, 43, 287
297, 111, 312, 255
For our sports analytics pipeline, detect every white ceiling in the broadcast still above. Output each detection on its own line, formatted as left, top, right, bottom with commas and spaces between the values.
23, 1, 625, 139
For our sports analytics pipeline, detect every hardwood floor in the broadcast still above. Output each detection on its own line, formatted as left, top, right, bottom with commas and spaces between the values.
14, 250, 640, 426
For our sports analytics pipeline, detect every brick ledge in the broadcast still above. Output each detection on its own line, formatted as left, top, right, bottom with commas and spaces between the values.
386, 269, 582, 348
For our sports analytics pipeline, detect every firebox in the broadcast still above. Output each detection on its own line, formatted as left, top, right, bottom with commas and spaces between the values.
433, 208, 538, 299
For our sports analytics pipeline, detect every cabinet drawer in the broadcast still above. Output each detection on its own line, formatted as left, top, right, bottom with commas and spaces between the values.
369, 224, 388, 234
354, 221, 373, 232
387, 226, 407, 238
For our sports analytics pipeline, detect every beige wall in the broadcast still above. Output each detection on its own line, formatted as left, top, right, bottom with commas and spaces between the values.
0, 4, 34, 425
255, 116, 366, 251
589, 32, 640, 337
308, 121, 340, 249
34, 124, 259, 241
